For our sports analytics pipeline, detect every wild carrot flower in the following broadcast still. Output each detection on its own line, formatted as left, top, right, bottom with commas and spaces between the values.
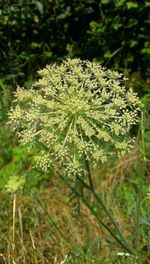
8, 59, 140, 175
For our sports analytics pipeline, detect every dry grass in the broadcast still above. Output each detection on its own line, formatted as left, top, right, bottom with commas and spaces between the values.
94, 147, 140, 194
0, 150, 149, 264
0, 184, 107, 264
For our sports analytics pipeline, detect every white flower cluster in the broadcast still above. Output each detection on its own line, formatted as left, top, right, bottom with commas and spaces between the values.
8, 59, 140, 174
5, 175, 25, 193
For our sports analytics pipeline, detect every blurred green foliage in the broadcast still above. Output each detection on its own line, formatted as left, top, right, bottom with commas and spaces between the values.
0, 125, 49, 193
0, 0, 149, 93
87, 1, 150, 77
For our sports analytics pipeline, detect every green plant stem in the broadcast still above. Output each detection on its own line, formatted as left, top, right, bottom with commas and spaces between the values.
77, 175, 135, 255
141, 111, 146, 161
134, 192, 141, 252
83, 158, 133, 251
61, 174, 136, 255
84, 157, 94, 192
81, 197, 134, 255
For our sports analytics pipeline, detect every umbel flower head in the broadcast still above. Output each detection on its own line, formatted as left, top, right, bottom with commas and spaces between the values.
5, 175, 25, 193
8, 59, 140, 176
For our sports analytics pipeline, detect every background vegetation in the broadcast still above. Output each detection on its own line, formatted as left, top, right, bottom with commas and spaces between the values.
0, 0, 149, 92
0, 0, 150, 263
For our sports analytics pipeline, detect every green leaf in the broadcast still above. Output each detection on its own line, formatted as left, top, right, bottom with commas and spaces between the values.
101, 0, 110, 4
35, 1, 44, 14
145, 1, 150, 7
127, 2, 138, 9
130, 40, 138, 47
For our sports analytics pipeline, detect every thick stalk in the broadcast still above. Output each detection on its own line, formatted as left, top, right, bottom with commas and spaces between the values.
61, 174, 135, 255
82, 197, 135, 255
84, 157, 94, 192
77, 175, 135, 255
82, 158, 135, 254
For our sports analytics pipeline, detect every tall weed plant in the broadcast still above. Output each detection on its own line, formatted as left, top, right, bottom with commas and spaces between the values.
7, 59, 141, 256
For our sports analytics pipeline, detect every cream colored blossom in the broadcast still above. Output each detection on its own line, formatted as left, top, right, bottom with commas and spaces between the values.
14, 86, 34, 102
5, 175, 25, 193
8, 59, 140, 174
35, 151, 51, 172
